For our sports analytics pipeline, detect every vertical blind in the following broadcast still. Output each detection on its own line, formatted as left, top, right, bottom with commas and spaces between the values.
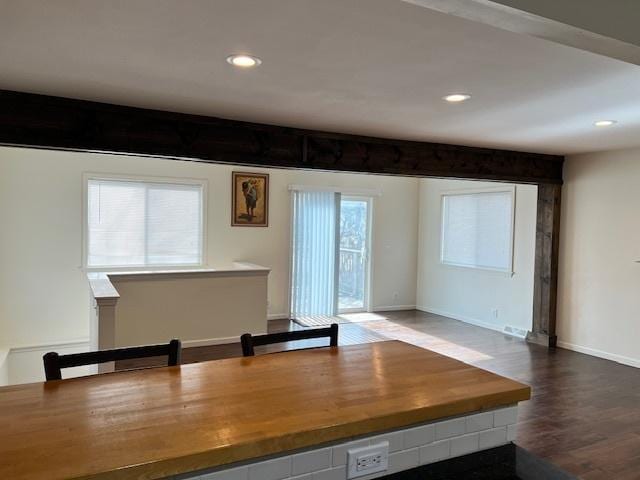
441, 190, 514, 272
87, 178, 203, 268
290, 190, 340, 318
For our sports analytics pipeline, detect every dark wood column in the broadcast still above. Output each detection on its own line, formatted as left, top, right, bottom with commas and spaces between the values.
528, 183, 562, 347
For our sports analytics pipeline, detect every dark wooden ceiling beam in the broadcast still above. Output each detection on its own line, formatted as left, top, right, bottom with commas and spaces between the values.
0, 89, 564, 348
0, 90, 563, 184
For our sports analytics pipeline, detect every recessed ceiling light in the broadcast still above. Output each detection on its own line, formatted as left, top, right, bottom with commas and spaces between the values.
443, 93, 471, 103
594, 120, 617, 127
226, 54, 262, 68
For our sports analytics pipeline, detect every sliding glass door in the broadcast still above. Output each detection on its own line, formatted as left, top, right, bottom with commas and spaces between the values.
290, 190, 341, 319
338, 197, 371, 313
290, 190, 371, 319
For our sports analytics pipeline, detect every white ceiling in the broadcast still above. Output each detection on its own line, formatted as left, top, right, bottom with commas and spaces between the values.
0, 0, 639, 155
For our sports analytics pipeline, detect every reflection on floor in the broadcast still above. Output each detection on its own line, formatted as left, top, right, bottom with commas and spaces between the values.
117, 310, 640, 479
293, 312, 389, 327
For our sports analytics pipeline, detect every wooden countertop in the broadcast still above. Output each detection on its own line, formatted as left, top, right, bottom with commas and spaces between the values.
0, 341, 530, 480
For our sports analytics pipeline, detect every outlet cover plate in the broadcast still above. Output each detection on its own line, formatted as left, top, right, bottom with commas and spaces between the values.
347, 441, 389, 479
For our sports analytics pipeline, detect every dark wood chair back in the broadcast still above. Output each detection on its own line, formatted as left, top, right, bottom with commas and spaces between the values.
241, 324, 338, 357
43, 339, 182, 381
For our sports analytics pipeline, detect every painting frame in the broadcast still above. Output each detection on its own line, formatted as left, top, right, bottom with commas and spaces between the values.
231, 171, 269, 227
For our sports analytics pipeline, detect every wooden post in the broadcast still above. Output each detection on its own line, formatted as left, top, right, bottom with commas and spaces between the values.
528, 183, 562, 347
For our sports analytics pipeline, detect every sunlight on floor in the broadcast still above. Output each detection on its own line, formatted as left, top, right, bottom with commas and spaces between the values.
361, 320, 494, 363
293, 311, 495, 362
338, 312, 388, 322
294, 312, 388, 327
353, 312, 495, 363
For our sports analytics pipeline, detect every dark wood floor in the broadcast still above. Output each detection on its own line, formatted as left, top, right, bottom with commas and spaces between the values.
118, 310, 640, 479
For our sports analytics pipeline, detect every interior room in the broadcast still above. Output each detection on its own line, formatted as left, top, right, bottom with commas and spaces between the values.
1, 1, 639, 480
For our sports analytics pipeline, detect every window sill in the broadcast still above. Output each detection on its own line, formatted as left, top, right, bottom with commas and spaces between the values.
439, 262, 515, 277
83, 264, 205, 274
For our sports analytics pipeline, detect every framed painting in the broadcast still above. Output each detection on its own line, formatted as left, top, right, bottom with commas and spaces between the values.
231, 171, 269, 227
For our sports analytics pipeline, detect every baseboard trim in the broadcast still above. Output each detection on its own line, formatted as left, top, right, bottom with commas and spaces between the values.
416, 306, 527, 339
9, 338, 90, 354
268, 307, 417, 319
557, 340, 640, 369
371, 305, 416, 312
182, 334, 267, 348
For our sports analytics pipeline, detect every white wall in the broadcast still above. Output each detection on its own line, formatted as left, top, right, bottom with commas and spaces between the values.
6, 342, 93, 385
0, 349, 8, 386
109, 271, 268, 347
558, 148, 640, 367
0, 146, 419, 349
416, 179, 537, 333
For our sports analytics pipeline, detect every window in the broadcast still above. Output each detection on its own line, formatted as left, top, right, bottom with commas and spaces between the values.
85, 176, 205, 269
440, 188, 514, 272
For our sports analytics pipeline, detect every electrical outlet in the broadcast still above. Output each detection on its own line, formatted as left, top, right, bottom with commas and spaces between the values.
492, 308, 499, 319
347, 442, 389, 478
392, 292, 399, 301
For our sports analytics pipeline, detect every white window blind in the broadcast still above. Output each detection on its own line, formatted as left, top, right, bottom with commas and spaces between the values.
290, 190, 340, 318
441, 189, 514, 272
86, 178, 204, 268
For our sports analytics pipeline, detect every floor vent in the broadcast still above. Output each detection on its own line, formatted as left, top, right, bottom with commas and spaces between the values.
503, 325, 528, 339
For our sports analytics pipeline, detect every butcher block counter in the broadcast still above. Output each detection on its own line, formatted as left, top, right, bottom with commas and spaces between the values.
0, 341, 530, 480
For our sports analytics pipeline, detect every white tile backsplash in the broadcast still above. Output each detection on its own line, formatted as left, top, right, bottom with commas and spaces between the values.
188, 405, 519, 480
403, 424, 435, 449
387, 448, 419, 474
313, 467, 346, 480
332, 439, 369, 466
435, 418, 466, 440
479, 427, 507, 449
494, 406, 518, 427
419, 440, 451, 465
368, 430, 403, 452
200, 466, 248, 480
466, 412, 494, 433
248, 457, 291, 480
450, 433, 479, 457
292, 448, 331, 476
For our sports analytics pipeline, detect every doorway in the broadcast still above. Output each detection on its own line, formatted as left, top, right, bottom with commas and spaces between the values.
289, 190, 372, 321
338, 197, 371, 313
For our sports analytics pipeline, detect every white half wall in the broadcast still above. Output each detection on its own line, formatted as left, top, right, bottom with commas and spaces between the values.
416, 179, 537, 333
558, 148, 640, 367
107, 270, 269, 347
0, 146, 419, 349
